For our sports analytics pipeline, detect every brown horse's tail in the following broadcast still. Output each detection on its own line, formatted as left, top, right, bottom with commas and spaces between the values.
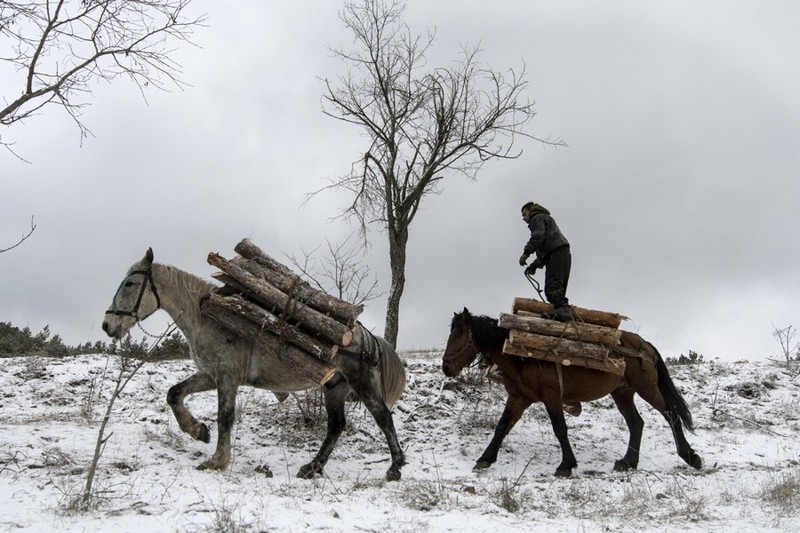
651, 343, 695, 431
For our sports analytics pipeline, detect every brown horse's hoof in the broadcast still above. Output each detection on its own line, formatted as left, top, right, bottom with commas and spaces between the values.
473, 460, 492, 471
385, 467, 402, 482
554, 468, 573, 478
297, 462, 322, 479
690, 454, 703, 470
613, 459, 635, 472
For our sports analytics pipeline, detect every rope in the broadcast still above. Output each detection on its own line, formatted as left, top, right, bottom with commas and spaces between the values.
524, 271, 547, 302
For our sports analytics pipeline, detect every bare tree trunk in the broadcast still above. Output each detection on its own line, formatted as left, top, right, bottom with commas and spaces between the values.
384, 225, 408, 348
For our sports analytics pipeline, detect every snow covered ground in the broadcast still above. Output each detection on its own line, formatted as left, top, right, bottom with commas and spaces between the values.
1, 352, 799, 532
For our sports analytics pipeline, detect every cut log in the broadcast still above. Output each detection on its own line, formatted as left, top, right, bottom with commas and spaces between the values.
208, 252, 354, 347
234, 238, 296, 277
498, 312, 622, 348
502, 339, 626, 376
512, 297, 628, 329
200, 296, 336, 385
227, 254, 363, 326
507, 329, 612, 360
203, 292, 338, 362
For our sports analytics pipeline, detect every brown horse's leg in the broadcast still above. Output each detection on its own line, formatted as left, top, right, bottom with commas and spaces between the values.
635, 359, 703, 470
610, 387, 644, 470
474, 394, 532, 470
543, 401, 578, 477
197, 372, 238, 471
297, 377, 349, 480
167, 372, 216, 443
640, 389, 703, 469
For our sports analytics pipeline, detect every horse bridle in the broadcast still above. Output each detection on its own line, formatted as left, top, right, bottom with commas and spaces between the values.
446, 325, 486, 369
107, 268, 161, 320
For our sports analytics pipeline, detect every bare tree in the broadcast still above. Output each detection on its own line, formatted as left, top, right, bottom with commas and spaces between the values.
287, 234, 382, 307
0, 214, 35, 253
0, 0, 205, 148
316, 0, 562, 347
772, 324, 799, 368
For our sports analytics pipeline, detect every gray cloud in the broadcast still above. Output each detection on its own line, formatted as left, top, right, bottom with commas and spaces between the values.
2, 0, 798, 361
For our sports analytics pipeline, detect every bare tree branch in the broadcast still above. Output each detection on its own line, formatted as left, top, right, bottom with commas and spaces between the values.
1, 0, 206, 146
312, 0, 563, 346
0, 215, 36, 253
286, 234, 383, 308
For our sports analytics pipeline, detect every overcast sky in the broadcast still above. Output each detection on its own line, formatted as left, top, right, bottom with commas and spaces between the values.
2, 0, 798, 361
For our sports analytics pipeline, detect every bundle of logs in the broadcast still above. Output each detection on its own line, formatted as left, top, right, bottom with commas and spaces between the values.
199, 239, 363, 385
500, 298, 629, 376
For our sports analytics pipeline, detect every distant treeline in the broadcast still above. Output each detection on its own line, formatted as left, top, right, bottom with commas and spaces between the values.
0, 321, 190, 360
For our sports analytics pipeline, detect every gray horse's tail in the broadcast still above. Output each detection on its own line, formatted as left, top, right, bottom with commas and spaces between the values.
375, 336, 406, 407
652, 342, 694, 431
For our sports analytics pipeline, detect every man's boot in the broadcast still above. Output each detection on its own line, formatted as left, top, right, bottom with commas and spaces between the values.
544, 304, 573, 322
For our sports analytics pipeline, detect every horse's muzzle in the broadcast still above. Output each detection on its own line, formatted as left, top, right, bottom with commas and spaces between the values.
441, 361, 458, 378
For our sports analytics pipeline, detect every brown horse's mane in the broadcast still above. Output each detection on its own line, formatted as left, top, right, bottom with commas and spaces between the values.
461, 312, 509, 353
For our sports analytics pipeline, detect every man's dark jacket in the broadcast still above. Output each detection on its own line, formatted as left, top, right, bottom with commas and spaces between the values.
523, 204, 570, 264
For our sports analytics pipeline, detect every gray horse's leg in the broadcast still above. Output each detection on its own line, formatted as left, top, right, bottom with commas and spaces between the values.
197, 372, 239, 471
167, 372, 216, 443
297, 378, 350, 479
357, 379, 405, 481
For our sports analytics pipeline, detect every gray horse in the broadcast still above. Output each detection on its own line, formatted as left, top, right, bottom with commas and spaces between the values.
102, 248, 407, 481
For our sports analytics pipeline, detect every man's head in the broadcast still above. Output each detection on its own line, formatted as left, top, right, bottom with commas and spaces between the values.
521, 201, 535, 222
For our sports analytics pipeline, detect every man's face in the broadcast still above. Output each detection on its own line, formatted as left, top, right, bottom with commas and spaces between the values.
521, 208, 530, 222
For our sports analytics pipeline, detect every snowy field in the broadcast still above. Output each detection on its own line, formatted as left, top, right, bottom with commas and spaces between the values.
1, 352, 799, 532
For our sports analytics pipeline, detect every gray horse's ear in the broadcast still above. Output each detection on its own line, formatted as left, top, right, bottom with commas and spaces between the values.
145, 248, 154, 264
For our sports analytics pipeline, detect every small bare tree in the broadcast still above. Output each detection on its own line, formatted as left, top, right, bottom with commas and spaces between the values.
316, 0, 562, 347
772, 324, 799, 368
78, 324, 176, 512
287, 234, 382, 307
0, 0, 205, 149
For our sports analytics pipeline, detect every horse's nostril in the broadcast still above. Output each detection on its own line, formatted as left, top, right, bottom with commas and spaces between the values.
102, 322, 109, 332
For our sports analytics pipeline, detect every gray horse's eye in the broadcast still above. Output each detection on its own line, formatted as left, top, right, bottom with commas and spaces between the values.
124, 281, 135, 288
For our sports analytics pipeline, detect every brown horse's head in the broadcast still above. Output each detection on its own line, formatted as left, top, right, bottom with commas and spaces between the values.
442, 307, 480, 377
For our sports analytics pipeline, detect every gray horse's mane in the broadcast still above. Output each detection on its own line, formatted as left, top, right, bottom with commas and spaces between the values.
153, 263, 215, 328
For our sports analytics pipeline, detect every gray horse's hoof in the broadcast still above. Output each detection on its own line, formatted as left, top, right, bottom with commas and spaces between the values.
197, 424, 210, 443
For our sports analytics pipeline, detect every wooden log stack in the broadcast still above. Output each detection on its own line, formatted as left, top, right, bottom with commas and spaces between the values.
200, 239, 364, 385
500, 298, 629, 376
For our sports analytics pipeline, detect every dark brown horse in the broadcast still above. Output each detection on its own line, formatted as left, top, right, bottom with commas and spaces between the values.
442, 308, 703, 477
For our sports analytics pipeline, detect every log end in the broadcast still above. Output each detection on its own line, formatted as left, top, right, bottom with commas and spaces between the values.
340, 328, 354, 348
318, 367, 338, 386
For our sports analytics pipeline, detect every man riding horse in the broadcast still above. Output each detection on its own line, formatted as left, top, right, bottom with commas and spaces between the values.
518, 201, 573, 321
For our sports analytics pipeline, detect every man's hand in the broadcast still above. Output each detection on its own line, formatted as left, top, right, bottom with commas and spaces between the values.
518, 253, 529, 266
525, 258, 544, 275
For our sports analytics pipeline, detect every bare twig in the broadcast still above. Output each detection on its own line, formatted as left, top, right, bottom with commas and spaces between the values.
1, 0, 206, 148
0, 216, 36, 254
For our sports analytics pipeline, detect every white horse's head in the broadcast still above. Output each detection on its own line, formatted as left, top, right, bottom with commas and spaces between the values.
102, 248, 162, 339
